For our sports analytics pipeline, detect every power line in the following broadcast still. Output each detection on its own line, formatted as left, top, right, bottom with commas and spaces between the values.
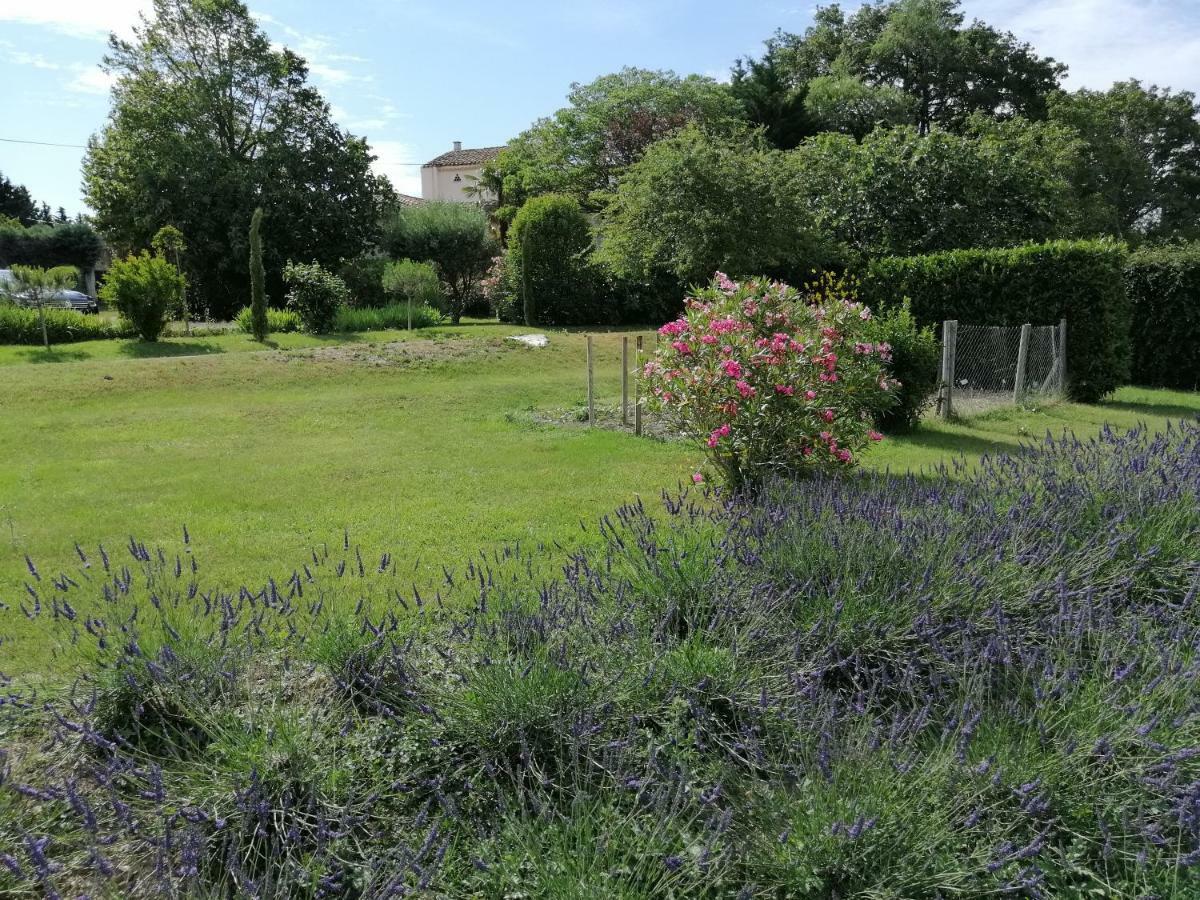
0, 135, 427, 164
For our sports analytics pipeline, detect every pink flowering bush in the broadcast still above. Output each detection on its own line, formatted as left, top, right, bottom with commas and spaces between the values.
644, 273, 898, 486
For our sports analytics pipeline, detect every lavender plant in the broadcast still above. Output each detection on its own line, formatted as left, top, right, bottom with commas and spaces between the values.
1, 422, 1197, 897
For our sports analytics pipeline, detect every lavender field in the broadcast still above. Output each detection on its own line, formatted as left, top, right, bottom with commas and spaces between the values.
1, 420, 1198, 897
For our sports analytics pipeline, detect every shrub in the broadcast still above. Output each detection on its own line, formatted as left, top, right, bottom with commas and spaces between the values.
334, 302, 442, 332
0, 303, 130, 345
508, 195, 598, 326
1124, 243, 1200, 390
381, 259, 444, 329
99, 252, 186, 342
381, 202, 497, 324
234, 306, 301, 334
866, 297, 940, 432
282, 260, 349, 334
338, 254, 389, 308
862, 240, 1131, 403
644, 272, 896, 487
248, 207, 268, 341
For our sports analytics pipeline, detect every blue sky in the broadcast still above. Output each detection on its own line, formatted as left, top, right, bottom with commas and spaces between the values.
1, 0, 1198, 215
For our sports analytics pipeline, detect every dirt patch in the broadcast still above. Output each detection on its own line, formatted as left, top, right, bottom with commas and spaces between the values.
274, 336, 515, 369
512, 403, 679, 441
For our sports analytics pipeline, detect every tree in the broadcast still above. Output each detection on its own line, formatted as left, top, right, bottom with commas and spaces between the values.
4, 265, 77, 349
600, 126, 830, 288
248, 208, 267, 342
83, 0, 394, 320
735, 1, 1064, 145
381, 203, 497, 325
787, 121, 1086, 259
0, 173, 37, 225
508, 195, 594, 326
382, 259, 442, 330
803, 74, 912, 139
1049, 81, 1200, 242
487, 68, 746, 209
152, 224, 188, 331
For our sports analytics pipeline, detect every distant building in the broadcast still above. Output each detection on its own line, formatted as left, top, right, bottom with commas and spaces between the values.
420, 142, 503, 204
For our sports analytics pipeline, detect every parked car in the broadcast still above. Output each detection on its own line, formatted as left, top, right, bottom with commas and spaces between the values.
0, 269, 98, 313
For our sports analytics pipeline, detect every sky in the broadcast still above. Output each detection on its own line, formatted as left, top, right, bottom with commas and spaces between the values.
1, 0, 1198, 216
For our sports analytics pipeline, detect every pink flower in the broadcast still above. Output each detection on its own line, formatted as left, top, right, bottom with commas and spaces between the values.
659, 320, 687, 337
714, 271, 737, 294
720, 360, 743, 379
821, 408, 835, 423
735, 380, 756, 399
700, 334, 719, 345
692, 472, 705, 484
671, 341, 692, 355
805, 390, 817, 401
868, 430, 884, 442
836, 448, 853, 463
774, 384, 795, 396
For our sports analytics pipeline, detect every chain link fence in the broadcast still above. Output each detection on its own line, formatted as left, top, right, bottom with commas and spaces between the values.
938, 320, 1066, 418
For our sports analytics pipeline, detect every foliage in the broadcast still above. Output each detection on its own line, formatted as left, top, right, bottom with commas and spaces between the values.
644, 273, 895, 486
0, 304, 131, 344
3, 419, 1198, 896
1049, 80, 1200, 243
602, 126, 830, 290
381, 258, 442, 306
338, 254, 389, 308
100, 252, 187, 342
0, 221, 103, 270
2, 264, 80, 349
335, 302, 441, 332
234, 305, 301, 334
735, 0, 1064, 147
867, 296, 940, 431
82, 0, 394, 320
0, 170, 38, 225
862, 240, 1131, 403
487, 67, 746, 208
1124, 243, 1200, 391
248, 207, 267, 341
508, 195, 597, 326
788, 121, 1087, 260
282, 260, 349, 334
381, 202, 496, 324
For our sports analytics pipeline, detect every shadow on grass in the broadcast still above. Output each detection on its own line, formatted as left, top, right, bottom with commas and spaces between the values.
117, 340, 227, 359
1101, 400, 1200, 421
895, 427, 1026, 460
13, 347, 91, 364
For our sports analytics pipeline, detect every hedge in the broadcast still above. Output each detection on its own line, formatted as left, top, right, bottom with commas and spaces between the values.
1124, 244, 1200, 391
862, 240, 1131, 403
0, 222, 104, 271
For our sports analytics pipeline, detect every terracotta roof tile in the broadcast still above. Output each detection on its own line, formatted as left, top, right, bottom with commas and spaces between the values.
422, 146, 504, 168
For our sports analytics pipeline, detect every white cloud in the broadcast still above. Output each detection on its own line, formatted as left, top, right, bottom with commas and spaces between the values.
0, 0, 149, 39
370, 139, 423, 197
966, 0, 1200, 93
67, 64, 115, 95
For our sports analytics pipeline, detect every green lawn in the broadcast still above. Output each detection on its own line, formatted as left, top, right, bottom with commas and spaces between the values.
1, 323, 1196, 677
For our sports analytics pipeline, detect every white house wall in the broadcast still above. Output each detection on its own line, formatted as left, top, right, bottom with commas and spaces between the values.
421, 164, 493, 203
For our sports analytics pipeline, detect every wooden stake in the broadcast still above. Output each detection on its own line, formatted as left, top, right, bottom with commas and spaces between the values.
586, 334, 595, 426
621, 336, 629, 426
1058, 318, 1067, 394
940, 319, 957, 419
1013, 323, 1031, 404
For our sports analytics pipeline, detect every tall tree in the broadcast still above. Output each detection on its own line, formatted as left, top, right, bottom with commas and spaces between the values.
83, 0, 394, 319
0, 173, 37, 225
248, 208, 267, 341
486, 68, 746, 209
735, 1, 1064, 146
1049, 81, 1200, 242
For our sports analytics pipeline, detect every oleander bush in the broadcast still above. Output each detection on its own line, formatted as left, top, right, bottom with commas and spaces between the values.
2, 422, 1197, 897
1125, 243, 1200, 391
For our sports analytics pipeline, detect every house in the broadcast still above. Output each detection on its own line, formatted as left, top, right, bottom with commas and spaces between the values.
420, 142, 503, 204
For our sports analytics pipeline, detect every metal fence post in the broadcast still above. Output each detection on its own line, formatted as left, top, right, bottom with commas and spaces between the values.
1013, 323, 1031, 404
940, 319, 958, 419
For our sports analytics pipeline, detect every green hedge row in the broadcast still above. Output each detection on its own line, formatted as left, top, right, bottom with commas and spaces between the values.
862, 240, 1131, 403
0, 222, 104, 271
1125, 245, 1200, 391
0, 305, 131, 344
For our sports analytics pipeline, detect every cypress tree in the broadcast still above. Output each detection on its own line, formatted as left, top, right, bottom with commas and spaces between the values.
249, 207, 268, 341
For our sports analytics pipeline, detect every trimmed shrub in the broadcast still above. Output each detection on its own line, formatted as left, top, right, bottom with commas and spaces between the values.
381, 259, 444, 329
0, 221, 103, 270
0, 304, 130, 344
339, 254, 389, 308
234, 306, 302, 334
1124, 244, 1200, 391
100, 252, 186, 342
645, 272, 896, 487
867, 298, 941, 432
334, 303, 442, 332
508, 195, 599, 326
862, 240, 1131, 403
282, 260, 349, 334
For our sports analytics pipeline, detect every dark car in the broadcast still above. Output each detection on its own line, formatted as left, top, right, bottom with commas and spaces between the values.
51, 289, 100, 314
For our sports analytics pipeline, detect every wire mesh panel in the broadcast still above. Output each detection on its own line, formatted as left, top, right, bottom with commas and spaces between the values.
946, 323, 1063, 416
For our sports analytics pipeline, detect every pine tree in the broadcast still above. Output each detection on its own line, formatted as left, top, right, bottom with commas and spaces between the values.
249, 207, 268, 342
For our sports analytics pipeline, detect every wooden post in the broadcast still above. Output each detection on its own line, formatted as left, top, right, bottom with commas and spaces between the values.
1058, 318, 1067, 394
940, 319, 957, 419
621, 337, 630, 426
586, 335, 595, 426
1013, 323, 1031, 404
407, 296, 413, 331
634, 335, 644, 437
